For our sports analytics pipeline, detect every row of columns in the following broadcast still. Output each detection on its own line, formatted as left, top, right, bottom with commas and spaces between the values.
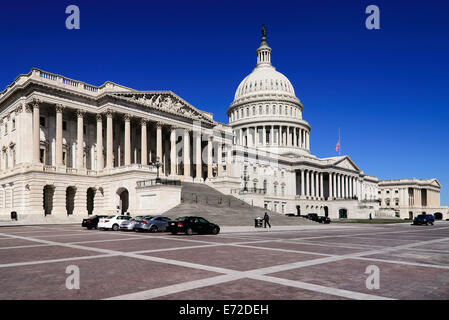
300, 170, 324, 199
31, 102, 232, 180
328, 172, 359, 200
298, 169, 361, 200
236, 125, 309, 149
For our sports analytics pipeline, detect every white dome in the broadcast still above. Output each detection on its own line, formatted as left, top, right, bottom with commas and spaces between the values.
234, 65, 296, 101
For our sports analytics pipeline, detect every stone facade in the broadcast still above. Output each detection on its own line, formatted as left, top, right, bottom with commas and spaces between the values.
378, 179, 449, 220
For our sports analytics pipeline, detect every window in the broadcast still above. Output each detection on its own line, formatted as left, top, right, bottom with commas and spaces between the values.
63, 121, 67, 131
12, 119, 16, 130
4, 123, 7, 135
40, 148, 46, 164
83, 124, 87, 135
63, 151, 67, 165
40, 116, 46, 127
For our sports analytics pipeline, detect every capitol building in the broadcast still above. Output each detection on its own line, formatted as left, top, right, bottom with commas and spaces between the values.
0, 28, 447, 223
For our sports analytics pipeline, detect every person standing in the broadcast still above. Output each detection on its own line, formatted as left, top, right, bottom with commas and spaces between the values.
264, 212, 271, 228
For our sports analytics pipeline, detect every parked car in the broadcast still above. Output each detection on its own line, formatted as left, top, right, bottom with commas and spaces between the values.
167, 216, 220, 235
413, 214, 435, 226
134, 216, 171, 232
305, 213, 319, 222
120, 216, 145, 231
98, 215, 132, 231
81, 215, 108, 230
317, 216, 331, 224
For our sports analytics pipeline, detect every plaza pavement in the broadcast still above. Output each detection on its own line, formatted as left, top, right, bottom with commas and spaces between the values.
0, 222, 449, 300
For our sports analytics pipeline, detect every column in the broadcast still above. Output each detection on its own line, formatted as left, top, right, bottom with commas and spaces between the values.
293, 127, 297, 147
349, 176, 353, 198
32, 100, 40, 163
337, 174, 341, 198
141, 119, 147, 165
345, 176, 349, 199
195, 129, 202, 180
280, 126, 284, 146
239, 128, 243, 146
156, 122, 163, 163
170, 126, 177, 176
183, 129, 191, 178
76, 110, 85, 169
263, 126, 266, 147
301, 169, 305, 197
302, 130, 305, 148
305, 170, 310, 197
217, 139, 223, 176
207, 135, 213, 179
226, 145, 232, 176
270, 125, 274, 145
329, 172, 333, 199
311, 171, 315, 198
315, 172, 319, 198
306, 131, 310, 150
55, 105, 64, 166
320, 172, 324, 199
124, 114, 131, 166
106, 110, 113, 168
96, 114, 104, 170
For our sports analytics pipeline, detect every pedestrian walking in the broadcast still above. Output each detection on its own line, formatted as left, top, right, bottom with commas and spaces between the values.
264, 212, 271, 228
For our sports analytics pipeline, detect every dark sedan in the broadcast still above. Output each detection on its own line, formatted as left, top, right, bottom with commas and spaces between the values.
82, 215, 108, 230
167, 216, 220, 235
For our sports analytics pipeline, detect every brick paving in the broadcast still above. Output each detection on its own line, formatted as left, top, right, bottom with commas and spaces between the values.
0, 222, 448, 300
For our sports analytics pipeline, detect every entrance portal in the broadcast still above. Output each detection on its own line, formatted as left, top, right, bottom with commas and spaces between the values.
116, 188, 129, 214
87, 188, 95, 215
43, 185, 55, 216
338, 208, 348, 219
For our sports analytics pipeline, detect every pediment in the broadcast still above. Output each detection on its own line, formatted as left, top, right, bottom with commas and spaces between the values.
333, 156, 360, 172
430, 179, 441, 188
111, 91, 216, 125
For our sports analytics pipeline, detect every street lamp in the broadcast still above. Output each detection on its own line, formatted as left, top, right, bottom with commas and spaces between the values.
241, 172, 249, 192
155, 156, 162, 183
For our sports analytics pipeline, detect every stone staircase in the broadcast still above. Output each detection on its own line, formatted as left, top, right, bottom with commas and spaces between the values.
164, 182, 315, 226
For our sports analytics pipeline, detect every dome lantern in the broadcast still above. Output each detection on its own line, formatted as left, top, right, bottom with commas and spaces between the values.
256, 24, 272, 67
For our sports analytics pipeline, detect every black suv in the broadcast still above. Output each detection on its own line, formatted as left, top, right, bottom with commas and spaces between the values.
317, 216, 331, 224
413, 214, 435, 226
167, 216, 220, 235
306, 213, 319, 222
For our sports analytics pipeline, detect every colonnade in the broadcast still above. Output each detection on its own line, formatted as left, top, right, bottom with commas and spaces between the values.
235, 125, 309, 150
298, 169, 362, 200
30, 101, 232, 180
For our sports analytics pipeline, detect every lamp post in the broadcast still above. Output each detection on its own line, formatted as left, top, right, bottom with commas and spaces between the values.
241, 173, 249, 192
155, 156, 162, 183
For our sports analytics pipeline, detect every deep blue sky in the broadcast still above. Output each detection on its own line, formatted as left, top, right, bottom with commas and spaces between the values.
1, 0, 448, 205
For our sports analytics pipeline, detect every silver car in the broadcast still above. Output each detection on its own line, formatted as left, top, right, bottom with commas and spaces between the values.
120, 216, 144, 231
134, 216, 171, 232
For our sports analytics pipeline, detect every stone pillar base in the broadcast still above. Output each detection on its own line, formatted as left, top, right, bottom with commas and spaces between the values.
194, 177, 204, 183
183, 176, 194, 182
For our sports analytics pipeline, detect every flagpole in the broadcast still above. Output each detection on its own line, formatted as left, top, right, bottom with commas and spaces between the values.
339, 128, 341, 156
